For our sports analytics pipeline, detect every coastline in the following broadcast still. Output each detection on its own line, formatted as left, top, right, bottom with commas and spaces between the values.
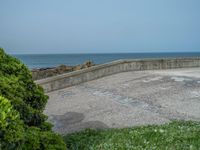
32, 61, 95, 80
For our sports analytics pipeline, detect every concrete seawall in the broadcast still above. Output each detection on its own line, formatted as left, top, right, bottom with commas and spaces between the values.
35, 57, 200, 92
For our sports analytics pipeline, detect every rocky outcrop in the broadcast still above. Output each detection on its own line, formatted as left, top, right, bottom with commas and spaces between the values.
32, 61, 95, 80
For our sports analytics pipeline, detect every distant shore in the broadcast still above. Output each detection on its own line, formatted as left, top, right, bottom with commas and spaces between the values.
32, 61, 95, 80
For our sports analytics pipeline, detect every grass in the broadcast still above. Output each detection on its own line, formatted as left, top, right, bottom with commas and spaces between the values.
63, 121, 200, 150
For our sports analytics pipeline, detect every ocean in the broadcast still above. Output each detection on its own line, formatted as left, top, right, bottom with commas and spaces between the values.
14, 52, 200, 69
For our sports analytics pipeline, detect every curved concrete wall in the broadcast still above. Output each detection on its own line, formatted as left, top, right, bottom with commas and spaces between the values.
35, 57, 200, 92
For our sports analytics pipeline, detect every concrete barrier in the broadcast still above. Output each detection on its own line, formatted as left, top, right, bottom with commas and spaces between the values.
35, 57, 200, 92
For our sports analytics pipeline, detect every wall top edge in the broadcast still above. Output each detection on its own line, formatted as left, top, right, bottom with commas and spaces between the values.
35, 57, 200, 84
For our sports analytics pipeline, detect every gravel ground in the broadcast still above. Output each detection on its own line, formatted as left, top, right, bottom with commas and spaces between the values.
44, 68, 200, 134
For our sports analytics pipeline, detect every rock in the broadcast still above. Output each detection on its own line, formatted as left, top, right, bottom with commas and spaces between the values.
32, 62, 95, 80
83, 60, 94, 68
73, 66, 82, 71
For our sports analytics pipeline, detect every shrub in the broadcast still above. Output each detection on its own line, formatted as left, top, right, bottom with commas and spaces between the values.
0, 48, 66, 149
0, 96, 66, 150
0, 48, 48, 127
23, 127, 66, 150
0, 96, 25, 149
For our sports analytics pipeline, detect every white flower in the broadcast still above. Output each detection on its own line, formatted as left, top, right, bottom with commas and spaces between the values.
159, 129, 164, 133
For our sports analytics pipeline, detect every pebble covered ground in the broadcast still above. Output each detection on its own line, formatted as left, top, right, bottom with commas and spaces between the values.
44, 68, 200, 134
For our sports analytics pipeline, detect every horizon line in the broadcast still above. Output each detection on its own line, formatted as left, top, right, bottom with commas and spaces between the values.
10, 51, 200, 55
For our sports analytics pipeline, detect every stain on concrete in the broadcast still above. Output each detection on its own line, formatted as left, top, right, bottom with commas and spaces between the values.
57, 90, 75, 98
49, 112, 108, 134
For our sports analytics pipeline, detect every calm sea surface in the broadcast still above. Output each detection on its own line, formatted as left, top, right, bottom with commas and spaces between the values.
13, 52, 200, 69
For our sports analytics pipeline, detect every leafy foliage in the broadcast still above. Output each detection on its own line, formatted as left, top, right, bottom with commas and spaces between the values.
0, 48, 66, 149
64, 121, 200, 150
0, 96, 25, 149
24, 127, 66, 150
0, 96, 66, 150
0, 48, 48, 127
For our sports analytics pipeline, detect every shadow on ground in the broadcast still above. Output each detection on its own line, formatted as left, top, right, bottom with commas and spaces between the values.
49, 112, 108, 134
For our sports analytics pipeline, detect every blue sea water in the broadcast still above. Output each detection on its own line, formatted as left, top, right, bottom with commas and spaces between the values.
13, 52, 200, 69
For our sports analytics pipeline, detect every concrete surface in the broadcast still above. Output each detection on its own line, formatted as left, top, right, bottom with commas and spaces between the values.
44, 68, 200, 134
36, 57, 200, 92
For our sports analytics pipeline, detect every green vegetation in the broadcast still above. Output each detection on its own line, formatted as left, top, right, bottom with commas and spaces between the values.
0, 48, 66, 149
64, 121, 200, 150
0, 48, 48, 127
0, 96, 24, 149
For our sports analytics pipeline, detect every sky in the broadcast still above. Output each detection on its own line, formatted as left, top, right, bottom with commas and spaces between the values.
0, 0, 200, 54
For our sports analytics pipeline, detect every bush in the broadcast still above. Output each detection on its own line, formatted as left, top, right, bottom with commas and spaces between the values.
0, 96, 25, 149
23, 127, 66, 150
0, 48, 48, 127
0, 48, 66, 149
0, 96, 66, 150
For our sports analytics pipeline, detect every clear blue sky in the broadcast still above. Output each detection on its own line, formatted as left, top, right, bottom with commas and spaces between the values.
0, 0, 200, 54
